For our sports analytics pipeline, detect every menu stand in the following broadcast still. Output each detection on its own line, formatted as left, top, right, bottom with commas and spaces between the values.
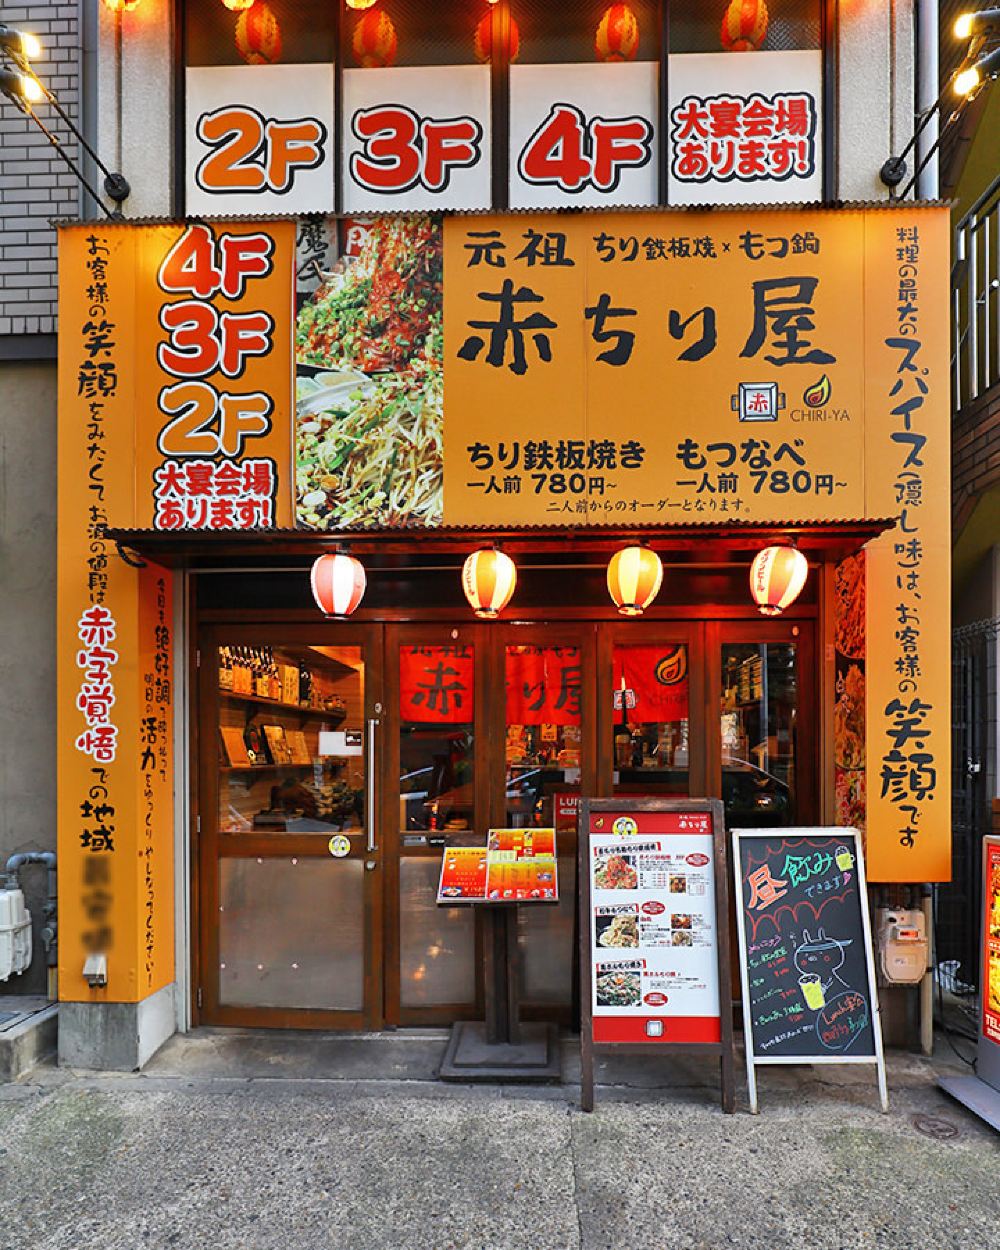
439, 903, 560, 1083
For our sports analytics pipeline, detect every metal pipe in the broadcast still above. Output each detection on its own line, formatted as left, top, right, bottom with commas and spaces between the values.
920, 885, 934, 1056
915, 0, 940, 199
4, 852, 57, 971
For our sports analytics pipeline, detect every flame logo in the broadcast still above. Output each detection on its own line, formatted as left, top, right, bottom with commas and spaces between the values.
654, 646, 688, 686
803, 374, 832, 408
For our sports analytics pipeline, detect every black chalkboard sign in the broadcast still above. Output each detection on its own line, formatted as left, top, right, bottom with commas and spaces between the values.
732, 828, 887, 1113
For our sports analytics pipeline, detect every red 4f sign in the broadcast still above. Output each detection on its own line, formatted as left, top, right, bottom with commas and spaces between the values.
349, 105, 483, 194
518, 104, 652, 195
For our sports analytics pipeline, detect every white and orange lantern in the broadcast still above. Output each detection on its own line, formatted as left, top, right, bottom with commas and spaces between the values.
595, 4, 640, 63
352, 8, 398, 68
311, 552, 367, 619
346, 0, 379, 10
462, 548, 517, 619
235, 1, 282, 64
220, 0, 255, 12
749, 545, 808, 616
473, 11, 520, 63
720, 0, 769, 51
607, 545, 663, 617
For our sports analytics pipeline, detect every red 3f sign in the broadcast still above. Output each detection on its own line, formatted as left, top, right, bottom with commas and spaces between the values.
350, 106, 483, 195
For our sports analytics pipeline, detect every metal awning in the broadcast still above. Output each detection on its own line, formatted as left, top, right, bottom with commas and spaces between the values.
107, 518, 897, 572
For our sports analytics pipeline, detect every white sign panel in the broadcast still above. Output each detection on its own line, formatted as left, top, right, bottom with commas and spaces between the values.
589, 819, 720, 1044
667, 50, 823, 206
186, 64, 335, 216
341, 65, 491, 213
509, 62, 658, 210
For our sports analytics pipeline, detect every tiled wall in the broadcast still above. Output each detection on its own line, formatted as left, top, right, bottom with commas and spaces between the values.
0, 3, 80, 337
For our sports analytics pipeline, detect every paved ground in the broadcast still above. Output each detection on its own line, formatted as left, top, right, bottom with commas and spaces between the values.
0, 1031, 996, 1250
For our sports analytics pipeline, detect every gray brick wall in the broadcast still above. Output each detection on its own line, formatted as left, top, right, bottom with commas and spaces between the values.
0, 3, 80, 337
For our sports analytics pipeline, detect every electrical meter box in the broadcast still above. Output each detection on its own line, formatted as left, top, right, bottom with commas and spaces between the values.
876, 907, 927, 985
0, 888, 32, 981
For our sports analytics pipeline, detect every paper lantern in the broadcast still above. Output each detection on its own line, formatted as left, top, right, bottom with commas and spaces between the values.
221, 0, 255, 11
607, 546, 663, 617
311, 553, 367, 619
235, 2, 282, 65
595, 4, 639, 63
473, 12, 520, 63
462, 549, 517, 619
352, 9, 398, 68
749, 546, 808, 616
720, 0, 769, 52
346, 0, 379, 9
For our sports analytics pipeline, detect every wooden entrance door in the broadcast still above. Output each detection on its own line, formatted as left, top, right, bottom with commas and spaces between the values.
197, 623, 385, 1029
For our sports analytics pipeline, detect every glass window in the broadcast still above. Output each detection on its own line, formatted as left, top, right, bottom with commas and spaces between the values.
216, 642, 365, 835
511, 0, 660, 64
398, 644, 475, 834
186, 0, 335, 68
720, 642, 798, 827
504, 644, 582, 829
669, 0, 821, 53
612, 642, 690, 797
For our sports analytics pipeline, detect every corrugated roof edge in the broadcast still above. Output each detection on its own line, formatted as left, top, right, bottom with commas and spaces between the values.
108, 518, 897, 537
52, 200, 952, 228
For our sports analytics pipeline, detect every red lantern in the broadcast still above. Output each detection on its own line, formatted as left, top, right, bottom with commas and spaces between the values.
352, 9, 398, 69
235, 1, 282, 65
473, 12, 520, 64
462, 549, 517, 619
607, 546, 663, 617
310, 553, 367, 619
749, 546, 808, 616
595, 4, 639, 63
720, 0, 769, 52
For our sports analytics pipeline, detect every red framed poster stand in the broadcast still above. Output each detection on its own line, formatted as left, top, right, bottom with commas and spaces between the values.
578, 797, 735, 1113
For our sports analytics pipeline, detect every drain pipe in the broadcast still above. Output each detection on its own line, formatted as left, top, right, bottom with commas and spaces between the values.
4, 853, 57, 999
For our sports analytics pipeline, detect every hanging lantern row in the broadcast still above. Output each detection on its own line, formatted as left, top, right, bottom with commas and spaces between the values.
311, 544, 808, 621
223, 2, 640, 68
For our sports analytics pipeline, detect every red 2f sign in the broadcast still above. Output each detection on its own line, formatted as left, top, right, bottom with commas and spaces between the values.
518, 104, 652, 195
349, 105, 483, 194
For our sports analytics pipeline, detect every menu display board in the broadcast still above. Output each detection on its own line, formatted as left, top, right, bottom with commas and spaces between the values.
732, 828, 887, 1113
436, 829, 557, 905
579, 798, 734, 1113
588, 812, 719, 1044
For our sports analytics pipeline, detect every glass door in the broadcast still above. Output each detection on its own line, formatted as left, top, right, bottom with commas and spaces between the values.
495, 625, 598, 1023
384, 624, 485, 1026
598, 622, 706, 800
197, 624, 383, 1029
709, 620, 817, 829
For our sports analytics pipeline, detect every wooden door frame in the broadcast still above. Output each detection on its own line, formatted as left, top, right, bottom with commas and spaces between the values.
195, 620, 385, 1031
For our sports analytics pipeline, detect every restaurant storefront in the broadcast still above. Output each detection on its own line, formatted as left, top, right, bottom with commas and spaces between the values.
53, 0, 952, 1065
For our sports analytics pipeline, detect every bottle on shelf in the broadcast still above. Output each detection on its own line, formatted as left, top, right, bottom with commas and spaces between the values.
298, 659, 312, 708
255, 649, 270, 699
269, 649, 281, 701
218, 646, 233, 692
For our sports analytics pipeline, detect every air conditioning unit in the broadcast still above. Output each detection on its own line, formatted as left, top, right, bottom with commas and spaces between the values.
0, 888, 32, 980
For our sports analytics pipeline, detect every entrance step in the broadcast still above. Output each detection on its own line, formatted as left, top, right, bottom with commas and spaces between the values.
0, 995, 57, 1081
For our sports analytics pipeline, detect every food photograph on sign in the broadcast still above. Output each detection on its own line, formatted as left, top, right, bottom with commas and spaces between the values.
295, 215, 444, 529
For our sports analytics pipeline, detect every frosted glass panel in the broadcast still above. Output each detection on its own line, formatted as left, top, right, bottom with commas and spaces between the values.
519, 857, 575, 1006
219, 857, 364, 1010
400, 857, 476, 1007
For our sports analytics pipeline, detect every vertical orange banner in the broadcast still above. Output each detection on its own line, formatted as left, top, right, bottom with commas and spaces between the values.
863, 208, 951, 882
58, 226, 175, 1001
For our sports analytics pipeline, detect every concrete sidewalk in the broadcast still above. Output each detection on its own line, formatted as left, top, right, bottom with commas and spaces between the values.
0, 1031, 996, 1250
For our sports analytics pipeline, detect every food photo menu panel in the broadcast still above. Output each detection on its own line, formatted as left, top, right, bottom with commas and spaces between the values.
587, 808, 722, 1044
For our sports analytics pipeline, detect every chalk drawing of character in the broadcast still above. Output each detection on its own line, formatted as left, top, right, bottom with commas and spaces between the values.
793, 928, 852, 1011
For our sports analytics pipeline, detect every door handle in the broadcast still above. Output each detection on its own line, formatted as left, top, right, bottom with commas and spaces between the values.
366, 715, 379, 853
